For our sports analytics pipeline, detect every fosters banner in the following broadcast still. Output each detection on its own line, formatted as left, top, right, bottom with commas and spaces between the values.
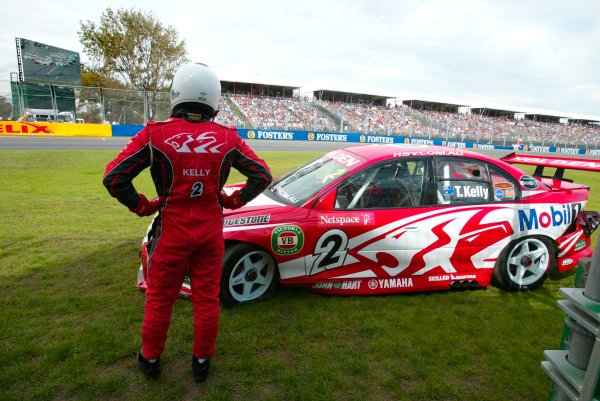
0, 121, 593, 155
0, 121, 111, 137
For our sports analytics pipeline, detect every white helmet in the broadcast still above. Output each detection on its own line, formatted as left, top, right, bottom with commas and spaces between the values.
170, 62, 221, 112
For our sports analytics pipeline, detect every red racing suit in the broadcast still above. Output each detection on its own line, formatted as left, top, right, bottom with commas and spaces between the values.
103, 118, 272, 359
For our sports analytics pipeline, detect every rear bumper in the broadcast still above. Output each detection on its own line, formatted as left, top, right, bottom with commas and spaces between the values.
556, 246, 593, 273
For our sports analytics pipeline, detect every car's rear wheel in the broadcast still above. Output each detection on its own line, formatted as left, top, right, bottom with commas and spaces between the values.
220, 243, 277, 307
493, 236, 554, 291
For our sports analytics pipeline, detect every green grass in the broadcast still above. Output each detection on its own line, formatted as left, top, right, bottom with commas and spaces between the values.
0, 150, 598, 401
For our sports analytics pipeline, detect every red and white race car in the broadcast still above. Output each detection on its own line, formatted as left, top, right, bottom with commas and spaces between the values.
138, 144, 600, 306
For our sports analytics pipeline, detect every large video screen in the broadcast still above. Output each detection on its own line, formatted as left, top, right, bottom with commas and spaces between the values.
16, 38, 82, 85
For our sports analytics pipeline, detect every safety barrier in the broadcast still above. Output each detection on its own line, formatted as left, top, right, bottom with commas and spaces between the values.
1, 122, 598, 155
542, 240, 600, 400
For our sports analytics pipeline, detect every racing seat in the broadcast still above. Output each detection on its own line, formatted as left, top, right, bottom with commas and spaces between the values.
388, 184, 413, 207
363, 164, 413, 208
363, 183, 412, 208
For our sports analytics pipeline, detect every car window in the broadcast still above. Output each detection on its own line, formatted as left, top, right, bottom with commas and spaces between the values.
435, 158, 492, 205
433, 158, 519, 205
489, 164, 520, 202
270, 156, 351, 205
335, 159, 425, 209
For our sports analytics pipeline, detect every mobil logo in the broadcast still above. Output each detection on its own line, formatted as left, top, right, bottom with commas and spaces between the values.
271, 225, 304, 255
518, 203, 582, 231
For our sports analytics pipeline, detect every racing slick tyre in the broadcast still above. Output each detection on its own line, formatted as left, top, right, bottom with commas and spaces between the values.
493, 236, 555, 291
220, 243, 277, 307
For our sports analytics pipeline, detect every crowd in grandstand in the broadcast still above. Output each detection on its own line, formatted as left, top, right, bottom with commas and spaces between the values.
227, 95, 338, 132
3, 84, 599, 147
318, 101, 422, 136
212, 95, 599, 147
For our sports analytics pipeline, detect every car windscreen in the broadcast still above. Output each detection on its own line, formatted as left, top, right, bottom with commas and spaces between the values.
269, 156, 352, 205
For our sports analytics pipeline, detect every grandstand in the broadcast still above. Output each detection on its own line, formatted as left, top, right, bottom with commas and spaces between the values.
1, 76, 599, 148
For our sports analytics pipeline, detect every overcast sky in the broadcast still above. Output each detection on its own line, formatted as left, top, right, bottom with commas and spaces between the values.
1, 0, 599, 119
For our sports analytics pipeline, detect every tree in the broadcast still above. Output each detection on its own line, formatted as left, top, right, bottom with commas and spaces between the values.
80, 65, 128, 89
78, 7, 188, 92
0, 95, 13, 120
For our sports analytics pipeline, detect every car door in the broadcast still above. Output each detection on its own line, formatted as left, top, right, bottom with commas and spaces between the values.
429, 157, 519, 277
305, 158, 434, 282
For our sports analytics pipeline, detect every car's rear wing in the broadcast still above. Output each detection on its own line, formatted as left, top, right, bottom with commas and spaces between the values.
501, 153, 600, 181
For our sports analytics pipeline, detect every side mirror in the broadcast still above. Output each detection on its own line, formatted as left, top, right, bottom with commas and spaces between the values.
313, 188, 337, 211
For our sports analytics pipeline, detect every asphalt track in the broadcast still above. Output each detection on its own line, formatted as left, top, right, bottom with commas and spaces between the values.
0, 135, 347, 152
0, 135, 520, 158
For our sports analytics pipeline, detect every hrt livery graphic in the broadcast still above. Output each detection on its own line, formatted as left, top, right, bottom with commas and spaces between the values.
348, 207, 513, 277
302, 206, 514, 280
164, 132, 223, 153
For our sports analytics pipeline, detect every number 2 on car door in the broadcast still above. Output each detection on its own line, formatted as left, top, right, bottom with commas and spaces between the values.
310, 229, 349, 275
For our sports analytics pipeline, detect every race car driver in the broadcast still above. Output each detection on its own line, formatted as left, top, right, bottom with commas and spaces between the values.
102, 62, 272, 382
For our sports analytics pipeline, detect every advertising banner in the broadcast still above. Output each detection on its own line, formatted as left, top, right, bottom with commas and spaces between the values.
112, 125, 143, 137
0, 121, 111, 137
2, 121, 590, 156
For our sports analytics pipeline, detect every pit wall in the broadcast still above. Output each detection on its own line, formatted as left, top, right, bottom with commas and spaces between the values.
1, 121, 597, 156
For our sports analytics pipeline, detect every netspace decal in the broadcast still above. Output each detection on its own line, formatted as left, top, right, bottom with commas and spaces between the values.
518, 203, 582, 231
271, 225, 304, 255
519, 175, 539, 189
224, 214, 271, 226
318, 212, 375, 227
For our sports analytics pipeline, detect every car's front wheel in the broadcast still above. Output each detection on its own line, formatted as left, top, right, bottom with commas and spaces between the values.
493, 236, 555, 291
220, 243, 277, 307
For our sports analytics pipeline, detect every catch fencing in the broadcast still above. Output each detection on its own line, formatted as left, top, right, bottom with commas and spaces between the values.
0, 79, 597, 150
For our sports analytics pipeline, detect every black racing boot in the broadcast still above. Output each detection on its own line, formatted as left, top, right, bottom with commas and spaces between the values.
138, 352, 160, 379
192, 356, 210, 383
